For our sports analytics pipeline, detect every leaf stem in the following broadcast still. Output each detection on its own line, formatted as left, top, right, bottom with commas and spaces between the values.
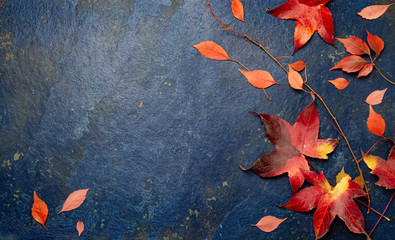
373, 63, 394, 84
231, 59, 250, 71
369, 192, 394, 236
358, 137, 385, 162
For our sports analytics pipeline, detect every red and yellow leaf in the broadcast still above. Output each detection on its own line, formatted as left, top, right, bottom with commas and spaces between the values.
330, 55, 368, 73
243, 102, 338, 192
288, 65, 304, 90
76, 220, 84, 237
238, 69, 279, 89
58, 189, 90, 214
192, 41, 232, 61
366, 105, 385, 136
365, 88, 387, 106
267, 0, 334, 53
366, 30, 384, 60
358, 4, 394, 20
289, 61, 306, 71
231, 0, 245, 22
363, 145, 395, 189
357, 63, 373, 78
328, 78, 349, 90
282, 170, 367, 239
32, 191, 49, 230
336, 37, 370, 56
253, 215, 287, 232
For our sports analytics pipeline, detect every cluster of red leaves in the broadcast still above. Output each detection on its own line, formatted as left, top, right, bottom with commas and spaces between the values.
31, 189, 89, 236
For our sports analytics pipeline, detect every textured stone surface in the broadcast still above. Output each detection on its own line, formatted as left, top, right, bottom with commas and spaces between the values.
0, 0, 394, 239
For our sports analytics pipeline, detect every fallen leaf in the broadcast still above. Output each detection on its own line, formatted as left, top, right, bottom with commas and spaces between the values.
366, 30, 384, 60
363, 145, 395, 189
242, 102, 338, 192
336, 37, 370, 56
330, 55, 368, 73
267, 0, 334, 53
253, 215, 287, 232
282, 170, 367, 239
358, 4, 394, 20
328, 78, 350, 90
76, 220, 84, 237
31, 191, 49, 231
232, 0, 245, 22
367, 105, 385, 136
289, 60, 306, 71
238, 69, 279, 89
288, 65, 304, 90
193, 41, 232, 61
357, 63, 373, 78
365, 88, 387, 105
58, 189, 90, 214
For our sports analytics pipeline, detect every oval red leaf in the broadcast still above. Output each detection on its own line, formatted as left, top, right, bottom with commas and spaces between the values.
336, 37, 370, 55
358, 4, 394, 20
330, 55, 368, 73
328, 78, 350, 90
366, 30, 384, 60
58, 189, 90, 214
76, 220, 84, 237
367, 105, 385, 136
253, 215, 287, 232
192, 41, 232, 61
289, 61, 306, 71
238, 69, 279, 89
288, 65, 304, 90
357, 63, 373, 78
232, 0, 246, 22
365, 88, 387, 105
32, 191, 49, 231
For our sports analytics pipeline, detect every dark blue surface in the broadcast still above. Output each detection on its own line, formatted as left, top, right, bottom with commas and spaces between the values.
0, 0, 394, 239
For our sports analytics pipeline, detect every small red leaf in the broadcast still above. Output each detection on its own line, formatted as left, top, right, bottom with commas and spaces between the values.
32, 191, 49, 231
328, 78, 350, 90
358, 4, 394, 20
367, 105, 385, 136
232, 0, 246, 22
365, 88, 387, 105
357, 63, 373, 78
58, 189, 90, 214
366, 30, 384, 60
363, 145, 395, 189
253, 215, 287, 232
288, 65, 304, 90
193, 41, 232, 61
76, 220, 84, 237
238, 69, 279, 89
289, 61, 306, 71
336, 37, 370, 56
330, 55, 368, 73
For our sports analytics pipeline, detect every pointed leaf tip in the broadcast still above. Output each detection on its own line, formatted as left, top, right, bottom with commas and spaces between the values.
253, 216, 287, 232
365, 88, 387, 105
58, 189, 90, 214
367, 106, 385, 136
232, 0, 246, 22
193, 41, 232, 61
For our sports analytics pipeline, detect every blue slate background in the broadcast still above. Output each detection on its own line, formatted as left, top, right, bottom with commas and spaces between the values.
0, 0, 394, 239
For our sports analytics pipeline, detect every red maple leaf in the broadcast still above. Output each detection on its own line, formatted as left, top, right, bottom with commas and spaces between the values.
363, 144, 395, 190
242, 102, 338, 193
267, 0, 334, 53
282, 170, 367, 239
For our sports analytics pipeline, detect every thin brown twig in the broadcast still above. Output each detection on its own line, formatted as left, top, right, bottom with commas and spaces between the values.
205, 0, 371, 209
231, 59, 249, 71
369, 192, 394, 236
373, 64, 394, 85
358, 137, 385, 163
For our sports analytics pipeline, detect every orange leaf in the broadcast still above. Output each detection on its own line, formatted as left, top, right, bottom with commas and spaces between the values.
76, 220, 84, 237
231, 0, 245, 22
238, 69, 279, 89
367, 105, 385, 136
289, 61, 306, 71
330, 55, 368, 73
336, 37, 370, 56
192, 41, 232, 61
366, 30, 384, 60
358, 4, 394, 20
365, 88, 387, 105
357, 63, 373, 78
253, 215, 287, 232
31, 191, 48, 231
288, 65, 304, 90
58, 189, 90, 214
328, 78, 349, 90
